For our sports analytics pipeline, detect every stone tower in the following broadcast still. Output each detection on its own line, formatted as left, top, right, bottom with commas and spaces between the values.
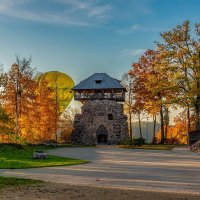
71, 73, 128, 145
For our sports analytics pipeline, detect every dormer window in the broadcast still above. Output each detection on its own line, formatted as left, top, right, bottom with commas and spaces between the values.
95, 80, 102, 84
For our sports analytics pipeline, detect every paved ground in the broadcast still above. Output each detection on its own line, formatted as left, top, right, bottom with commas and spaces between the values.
0, 146, 200, 194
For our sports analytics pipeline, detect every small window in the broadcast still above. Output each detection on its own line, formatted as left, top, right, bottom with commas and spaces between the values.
95, 80, 102, 84
108, 114, 113, 120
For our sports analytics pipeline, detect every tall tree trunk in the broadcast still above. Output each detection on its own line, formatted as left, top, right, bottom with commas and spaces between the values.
195, 51, 200, 130
164, 125, 168, 140
128, 106, 133, 139
127, 83, 133, 139
195, 96, 200, 131
138, 113, 142, 138
55, 106, 58, 142
187, 106, 190, 146
164, 107, 169, 139
15, 65, 20, 136
15, 93, 19, 136
160, 105, 165, 144
54, 72, 59, 142
152, 115, 156, 144
187, 106, 190, 131
196, 75, 200, 130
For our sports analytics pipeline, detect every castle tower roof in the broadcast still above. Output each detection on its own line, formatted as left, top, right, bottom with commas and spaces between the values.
73, 73, 125, 90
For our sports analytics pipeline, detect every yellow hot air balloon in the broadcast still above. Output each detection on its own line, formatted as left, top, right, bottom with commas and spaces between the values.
38, 71, 74, 113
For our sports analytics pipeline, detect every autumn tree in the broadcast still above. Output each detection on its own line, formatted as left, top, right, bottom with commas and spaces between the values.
129, 50, 174, 143
59, 107, 79, 143
0, 65, 6, 88
156, 110, 192, 144
3, 56, 35, 136
121, 73, 135, 138
38, 71, 74, 142
0, 57, 74, 144
0, 105, 14, 138
19, 79, 56, 143
0, 66, 6, 106
2, 56, 56, 143
50, 71, 59, 142
157, 21, 200, 131
132, 95, 146, 138
144, 100, 160, 143
0, 66, 14, 140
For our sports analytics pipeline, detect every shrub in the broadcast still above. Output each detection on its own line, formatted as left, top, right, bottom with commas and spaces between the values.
121, 137, 146, 147
121, 138, 134, 146
164, 138, 180, 145
59, 127, 73, 143
133, 137, 146, 146
0, 143, 25, 151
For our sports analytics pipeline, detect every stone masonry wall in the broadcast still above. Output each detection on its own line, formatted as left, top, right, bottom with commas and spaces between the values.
72, 100, 128, 145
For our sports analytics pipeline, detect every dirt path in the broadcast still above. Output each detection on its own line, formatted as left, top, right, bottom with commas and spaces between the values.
0, 182, 200, 200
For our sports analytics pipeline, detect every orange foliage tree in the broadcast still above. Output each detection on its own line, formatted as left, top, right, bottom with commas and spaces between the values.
3, 57, 35, 136
128, 21, 200, 143
1, 57, 57, 143
129, 49, 174, 143
18, 81, 56, 143
156, 110, 195, 144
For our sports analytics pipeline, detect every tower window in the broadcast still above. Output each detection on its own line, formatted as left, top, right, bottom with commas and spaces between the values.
95, 80, 102, 84
108, 114, 113, 120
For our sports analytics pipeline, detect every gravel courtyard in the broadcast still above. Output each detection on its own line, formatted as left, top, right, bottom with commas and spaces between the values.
0, 146, 200, 199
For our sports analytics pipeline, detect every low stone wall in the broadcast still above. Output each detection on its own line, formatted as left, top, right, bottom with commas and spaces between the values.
190, 140, 200, 153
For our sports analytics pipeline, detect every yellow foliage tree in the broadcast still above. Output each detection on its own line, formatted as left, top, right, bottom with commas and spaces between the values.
38, 71, 74, 141
1, 58, 67, 144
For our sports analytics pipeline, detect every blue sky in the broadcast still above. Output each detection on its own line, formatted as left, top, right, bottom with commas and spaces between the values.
0, 0, 199, 84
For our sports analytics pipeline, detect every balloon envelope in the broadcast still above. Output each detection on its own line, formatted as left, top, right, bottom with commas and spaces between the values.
39, 71, 74, 113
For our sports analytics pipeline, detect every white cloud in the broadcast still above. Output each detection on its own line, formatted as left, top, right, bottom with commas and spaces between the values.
0, 0, 31, 9
130, 24, 139, 30
55, 0, 91, 10
130, 49, 146, 56
122, 49, 146, 56
115, 24, 167, 34
115, 24, 140, 34
52, 0, 112, 22
3, 9, 92, 26
87, 5, 112, 19
0, 0, 112, 26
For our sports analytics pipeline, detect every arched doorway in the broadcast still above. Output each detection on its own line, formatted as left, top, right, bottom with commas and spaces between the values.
96, 125, 108, 144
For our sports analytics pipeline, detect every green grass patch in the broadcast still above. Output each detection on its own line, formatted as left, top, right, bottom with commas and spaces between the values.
119, 144, 185, 150
0, 144, 88, 169
0, 176, 41, 190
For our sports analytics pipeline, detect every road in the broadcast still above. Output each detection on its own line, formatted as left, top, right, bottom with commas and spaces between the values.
0, 146, 200, 194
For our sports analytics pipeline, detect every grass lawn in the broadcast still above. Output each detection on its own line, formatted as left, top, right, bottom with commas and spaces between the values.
0, 144, 88, 169
0, 176, 41, 190
120, 144, 186, 150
